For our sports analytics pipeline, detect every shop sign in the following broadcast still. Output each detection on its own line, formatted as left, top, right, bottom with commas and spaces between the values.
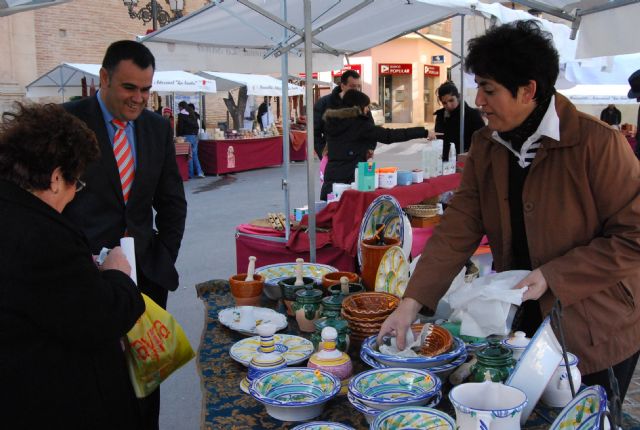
379, 63, 412, 75
431, 55, 445, 64
332, 64, 362, 77
424, 65, 440, 77
298, 72, 318, 79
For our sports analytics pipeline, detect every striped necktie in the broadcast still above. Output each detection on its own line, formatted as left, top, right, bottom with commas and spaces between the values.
112, 119, 135, 203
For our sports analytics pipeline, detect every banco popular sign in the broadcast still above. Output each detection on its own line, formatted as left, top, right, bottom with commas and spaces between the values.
379, 64, 412, 75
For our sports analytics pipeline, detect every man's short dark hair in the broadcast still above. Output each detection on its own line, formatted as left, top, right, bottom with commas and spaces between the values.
465, 20, 559, 101
342, 89, 370, 110
340, 69, 360, 85
102, 40, 156, 76
437, 81, 460, 100
178, 101, 187, 109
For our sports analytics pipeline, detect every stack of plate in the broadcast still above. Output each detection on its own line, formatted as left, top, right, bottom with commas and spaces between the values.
340, 292, 399, 343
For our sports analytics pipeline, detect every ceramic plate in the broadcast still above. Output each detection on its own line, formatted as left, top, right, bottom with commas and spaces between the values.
230, 334, 314, 366
372, 406, 456, 430
374, 245, 409, 298
256, 262, 338, 287
549, 385, 608, 430
362, 336, 465, 368
506, 316, 563, 424
291, 422, 355, 430
357, 195, 405, 266
218, 306, 288, 336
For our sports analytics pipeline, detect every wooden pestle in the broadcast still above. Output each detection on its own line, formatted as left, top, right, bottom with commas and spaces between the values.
244, 256, 256, 281
340, 276, 349, 295
294, 258, 304, 286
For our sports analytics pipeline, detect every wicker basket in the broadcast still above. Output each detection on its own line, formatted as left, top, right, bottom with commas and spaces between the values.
405, 204, 439, 218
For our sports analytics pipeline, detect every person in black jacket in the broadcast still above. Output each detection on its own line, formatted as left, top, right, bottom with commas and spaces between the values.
177, 100, 204, 178
0, 103, 145, 429
434, 81, 485, 160
321, 90, 429, 200
600, 104, 622, 127
314, 69, 364, 158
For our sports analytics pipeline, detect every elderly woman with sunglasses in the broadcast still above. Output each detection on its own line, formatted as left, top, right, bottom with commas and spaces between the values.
0, 103, 145, 429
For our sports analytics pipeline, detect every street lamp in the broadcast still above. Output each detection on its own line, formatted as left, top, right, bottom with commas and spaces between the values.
122, 0, 184, 30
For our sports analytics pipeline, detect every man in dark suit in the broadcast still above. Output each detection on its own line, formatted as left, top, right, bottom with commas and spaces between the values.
63, 40, 187, 430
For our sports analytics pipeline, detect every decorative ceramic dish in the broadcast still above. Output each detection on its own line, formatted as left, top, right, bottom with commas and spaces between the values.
342, 292, 400, 319
348, 389, 442, 425
361, 335, 465, 369
256, 262, 338, 299
374, 246, 409, 298
249, 367, 341, 422
230, 334, 314, 366
357, 195, 405, 266
506, 316, 563, 424
349, 368, 441, 410
218, 306, 287, 336
371, 406, 456, 430
549, 385, 608, 430
291, 422, 355, 430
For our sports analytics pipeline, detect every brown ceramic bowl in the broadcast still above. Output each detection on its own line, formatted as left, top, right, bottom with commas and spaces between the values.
348, 322, 384, 335
341, 292, 399, 319
321, 271, 360, 289
229, 273, 264, 298
340, 308, 388, 324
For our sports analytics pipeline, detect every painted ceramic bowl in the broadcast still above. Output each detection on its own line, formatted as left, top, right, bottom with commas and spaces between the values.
291, 422, 355, 430
249, 367, 341, 422
348, 389, 442, 425
361, 335, 465, 369
341, 292, 399, 319
256, 262, 338, 300
371, 406, 455, 430
348, 368, 441, 410
549, 385, 607, 430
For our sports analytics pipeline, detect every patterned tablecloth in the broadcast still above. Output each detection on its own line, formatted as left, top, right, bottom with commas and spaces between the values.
195, 280, 640, 430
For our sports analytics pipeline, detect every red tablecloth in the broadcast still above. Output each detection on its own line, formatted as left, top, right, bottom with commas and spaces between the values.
288, 173, 462, 257
235, 224, 356, 273
175, 154, 189, 181
198, 136, 283, 175
289, 130, 307, 161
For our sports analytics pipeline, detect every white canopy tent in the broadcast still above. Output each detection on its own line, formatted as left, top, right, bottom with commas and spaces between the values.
558, 84, 636, 105
25, 63, 217, 100
198, 71, 303, 96
0, 0, 70, 16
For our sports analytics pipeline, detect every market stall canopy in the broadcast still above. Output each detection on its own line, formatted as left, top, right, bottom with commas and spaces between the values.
557, 84, 636, 105
140, 0, 480, 73
0, 0, 70, 16
25, 63, 217, 99
198, 71, 302, 96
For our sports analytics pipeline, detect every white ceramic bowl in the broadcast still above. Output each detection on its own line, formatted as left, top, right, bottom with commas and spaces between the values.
291, 422, 355, 430
371, 406, 455, 430
361, 335, 465, 369
348, 368, 441, 410
359, 346, 468, 379
249, 367, 341, 422
347, 389, 442, 425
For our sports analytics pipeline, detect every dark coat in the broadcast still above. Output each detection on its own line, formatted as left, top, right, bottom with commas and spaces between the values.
62, 96, 187, 294
434, 101, 485, 159
313, 86, 344, 158
321, 106, 426, 199
600, 106, 622, 126
0, 180, 145, 429
176, 111, 199, 136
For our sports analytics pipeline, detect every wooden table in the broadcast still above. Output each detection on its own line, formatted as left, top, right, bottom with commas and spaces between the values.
198, 136, 283, 175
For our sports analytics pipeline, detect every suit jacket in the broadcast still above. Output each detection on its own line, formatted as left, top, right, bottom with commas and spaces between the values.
63, 96, 187, 292
406, 94, 640, 374
0, 180, 145, 429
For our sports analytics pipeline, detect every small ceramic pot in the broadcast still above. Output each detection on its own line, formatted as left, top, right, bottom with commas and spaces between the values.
293, 284, 323, 333
541, 352, 581, 408
311, 310, 350, 352
229, 274, 264, 307
327, 282, 365, 297
279, 276, 315, 316
321, 271, 359, 289
501, 331, 530, 361
470, 340, 516, 383
360, 237, 400, 291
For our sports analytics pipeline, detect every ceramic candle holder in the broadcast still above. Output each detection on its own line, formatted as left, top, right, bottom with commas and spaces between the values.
308, 327, 353, 395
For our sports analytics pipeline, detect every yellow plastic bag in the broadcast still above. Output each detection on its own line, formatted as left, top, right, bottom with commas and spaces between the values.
125, 293, 195, 398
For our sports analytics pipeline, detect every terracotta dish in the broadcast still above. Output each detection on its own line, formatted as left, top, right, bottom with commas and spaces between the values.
419, 324, 453, 357
341, 292, 399, 319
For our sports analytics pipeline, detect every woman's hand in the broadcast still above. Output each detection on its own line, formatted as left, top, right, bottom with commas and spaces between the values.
514, 268, 549, 301
377, 297, 423, 350
101, 246, 132, 276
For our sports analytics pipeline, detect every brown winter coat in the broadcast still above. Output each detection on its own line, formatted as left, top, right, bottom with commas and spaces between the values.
405, 94, 640, 374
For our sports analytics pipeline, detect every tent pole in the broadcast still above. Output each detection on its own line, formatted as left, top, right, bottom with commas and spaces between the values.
459, 14, 465, 153
303, 0, 316, 263
281, 0, 291, 242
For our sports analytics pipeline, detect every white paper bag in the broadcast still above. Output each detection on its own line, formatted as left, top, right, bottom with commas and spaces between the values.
120, 237, 137, 286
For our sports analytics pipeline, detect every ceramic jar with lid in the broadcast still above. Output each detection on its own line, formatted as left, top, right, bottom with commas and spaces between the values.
293, 283, 323, 332
501, 331, 530, 360
308, 327, 353, 395
541, 352, 582, 408
470, 339, 516, 383
278, 276, 316, 316
240, 323, 287, 393
311, 309, 350, 352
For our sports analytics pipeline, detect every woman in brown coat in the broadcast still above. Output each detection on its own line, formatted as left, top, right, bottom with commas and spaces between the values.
379, 20, 640, 402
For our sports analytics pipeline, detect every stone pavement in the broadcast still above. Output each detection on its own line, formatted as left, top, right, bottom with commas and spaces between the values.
624, 364, 640, 420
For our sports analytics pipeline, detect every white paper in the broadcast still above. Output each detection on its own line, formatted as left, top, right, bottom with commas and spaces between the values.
120, 237, 137, 286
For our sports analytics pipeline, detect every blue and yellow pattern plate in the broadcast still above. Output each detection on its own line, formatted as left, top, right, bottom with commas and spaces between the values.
230, 334, 314, 366
549, 385, 608, 430
291, 422, 355, 430
371, 406, 455, 430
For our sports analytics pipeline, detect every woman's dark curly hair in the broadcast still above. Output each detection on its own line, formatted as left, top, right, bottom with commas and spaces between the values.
465, 20, 559, 101
342, 89, 371, 112
0, 103, 100, 191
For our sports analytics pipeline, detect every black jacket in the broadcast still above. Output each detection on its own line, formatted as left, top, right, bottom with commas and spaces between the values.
63, 96, 187, 293
434, 102, 485, 159
0, 180, 145, 429
321, 106, 426, 198
177, 111, 199, 136
313, 86, 344, 158
600, 106, 622, 126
